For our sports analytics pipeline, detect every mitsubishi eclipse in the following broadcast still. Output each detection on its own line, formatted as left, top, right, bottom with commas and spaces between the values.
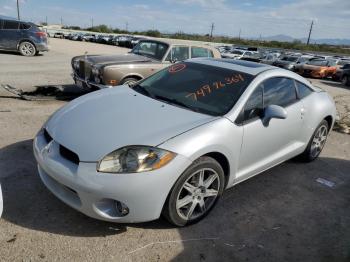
33, 59, 336, 226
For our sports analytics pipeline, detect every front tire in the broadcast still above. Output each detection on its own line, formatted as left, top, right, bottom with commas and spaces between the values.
121, 77, 139, 86
342, 75, 350, 86
298, 120, 329, 162
19, 41, 36, 56
163, 157, 225, 227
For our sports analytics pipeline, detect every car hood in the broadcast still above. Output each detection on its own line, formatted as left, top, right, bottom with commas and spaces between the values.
45, 86, 216, 161
80, 53, 154, 66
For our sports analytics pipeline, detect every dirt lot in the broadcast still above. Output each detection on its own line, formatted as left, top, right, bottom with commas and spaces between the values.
0, 39, 349, 261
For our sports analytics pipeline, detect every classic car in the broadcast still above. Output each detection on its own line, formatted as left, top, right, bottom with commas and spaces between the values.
71, 39, 221, 89
297, 59, 337, 78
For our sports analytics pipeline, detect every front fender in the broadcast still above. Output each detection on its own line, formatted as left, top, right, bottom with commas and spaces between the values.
159, 118, 243, 187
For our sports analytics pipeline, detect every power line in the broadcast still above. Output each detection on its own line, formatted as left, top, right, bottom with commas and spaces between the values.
307, 20, 314, 45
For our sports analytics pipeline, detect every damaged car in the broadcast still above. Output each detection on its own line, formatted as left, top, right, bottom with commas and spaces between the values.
71, 39, 221, 89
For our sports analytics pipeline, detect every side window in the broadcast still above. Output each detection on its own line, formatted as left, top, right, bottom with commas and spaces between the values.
191, 47, 213, 58
243, 86, 263, 122
3, 20, 19, 30
263, 77, 297, 107
166, 46, 189, 61
295, 81, 313, 99
20, 22, 31, 30
0, 19, 3, 29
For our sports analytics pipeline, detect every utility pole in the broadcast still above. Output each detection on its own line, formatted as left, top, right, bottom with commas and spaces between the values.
16, 0, 20, 20
91, 18, 94, 28
210, 22, 214, 39
306, 20, 314, 45
60, 17, 63, 26
45, 16, 48, 33
238, 28, 241, 40
125, 21, 128, 31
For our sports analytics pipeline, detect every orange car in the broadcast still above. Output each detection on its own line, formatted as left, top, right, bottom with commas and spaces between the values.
298, 59, 337, 78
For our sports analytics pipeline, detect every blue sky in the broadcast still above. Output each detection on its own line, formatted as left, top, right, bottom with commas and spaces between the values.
0, 0, 349, 39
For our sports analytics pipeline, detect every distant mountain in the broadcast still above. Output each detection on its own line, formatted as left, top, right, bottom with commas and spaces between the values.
258, 34, 350, 46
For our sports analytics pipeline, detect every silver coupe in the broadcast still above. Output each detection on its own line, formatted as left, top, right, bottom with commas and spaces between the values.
34, 59, 336, 226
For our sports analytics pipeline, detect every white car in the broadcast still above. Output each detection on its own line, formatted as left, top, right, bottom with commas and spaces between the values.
34, 59, 336, 226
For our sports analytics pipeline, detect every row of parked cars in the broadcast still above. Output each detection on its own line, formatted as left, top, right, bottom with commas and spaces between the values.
52, 32, 146, 48
217, 45, 350, 86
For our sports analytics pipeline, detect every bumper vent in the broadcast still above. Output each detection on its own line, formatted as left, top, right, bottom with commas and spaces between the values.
59, 145, 80, 165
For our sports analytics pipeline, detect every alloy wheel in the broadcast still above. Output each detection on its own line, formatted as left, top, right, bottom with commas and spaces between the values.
176, 168, 220, 221
20, 43, 35, 56
310, 125, 328, 158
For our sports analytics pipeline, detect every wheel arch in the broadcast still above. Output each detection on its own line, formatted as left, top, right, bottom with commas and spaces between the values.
121, 74, 143, 83
17, 39, 36, 51
202, 152, 230, 187
324, 115, 333, 131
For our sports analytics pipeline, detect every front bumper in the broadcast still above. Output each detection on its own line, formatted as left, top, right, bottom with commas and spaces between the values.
72, 74, 113, 90
33, 129, 192, 223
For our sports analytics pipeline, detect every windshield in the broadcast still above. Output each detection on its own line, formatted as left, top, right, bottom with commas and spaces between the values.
132, 62, 254, 116
131, 41, 169, 60
231, 50, 243, 55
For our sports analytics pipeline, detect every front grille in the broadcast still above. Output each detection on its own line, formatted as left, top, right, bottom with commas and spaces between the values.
43, 128, 53, 143
78, 60, 85, 78
59, 145, 80, 165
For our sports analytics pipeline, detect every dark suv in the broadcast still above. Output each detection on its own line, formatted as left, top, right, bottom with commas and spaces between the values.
0, 16, 49, 56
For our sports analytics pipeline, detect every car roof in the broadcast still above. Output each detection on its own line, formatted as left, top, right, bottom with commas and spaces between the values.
0, 15, 30, 23
140, 38, 218, 51
188, 58, 274, 75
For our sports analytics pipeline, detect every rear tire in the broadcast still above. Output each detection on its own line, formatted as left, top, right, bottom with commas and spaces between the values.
298, 120, 329, 162
163, 156, 225, 227
19, 41, 36, 56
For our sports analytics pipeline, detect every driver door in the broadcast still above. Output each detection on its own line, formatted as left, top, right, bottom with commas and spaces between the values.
236, 77, 304, 180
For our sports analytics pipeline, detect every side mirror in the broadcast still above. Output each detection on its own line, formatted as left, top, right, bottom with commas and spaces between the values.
262, 105, 287, 126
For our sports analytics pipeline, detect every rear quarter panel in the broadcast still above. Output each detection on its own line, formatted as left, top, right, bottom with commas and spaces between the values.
300, 91, 336, 143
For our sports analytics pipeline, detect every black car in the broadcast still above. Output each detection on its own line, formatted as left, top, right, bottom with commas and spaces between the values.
0, 15, 49, 56
335, 64, 350, 86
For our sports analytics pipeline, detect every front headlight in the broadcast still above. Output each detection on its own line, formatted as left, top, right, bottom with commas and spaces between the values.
92, 66, 100, 75
97, 146, 176, 173
73, 60, 80, 70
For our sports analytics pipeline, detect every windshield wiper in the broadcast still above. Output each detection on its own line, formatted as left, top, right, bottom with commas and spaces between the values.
154, 95, 199, 112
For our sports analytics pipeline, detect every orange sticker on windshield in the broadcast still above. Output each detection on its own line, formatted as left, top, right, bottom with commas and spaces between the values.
185, 73, 245, 101
168, 63, 186, 73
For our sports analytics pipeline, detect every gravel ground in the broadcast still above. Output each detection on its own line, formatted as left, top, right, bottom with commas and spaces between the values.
0, 39, 349, 261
